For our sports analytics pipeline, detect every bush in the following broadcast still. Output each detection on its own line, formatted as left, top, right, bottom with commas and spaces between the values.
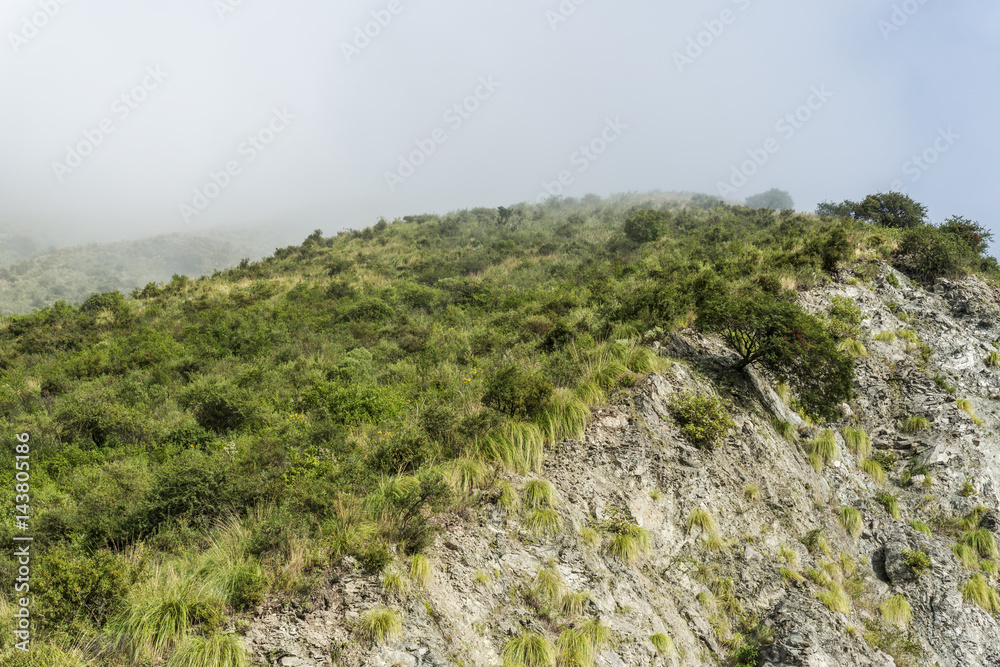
623, 209, 669, 244
746, 188, 793, 210
669, 392, 734, 450
895, 224, 967, 283
55, 388, 149, 447
853, 192, 927, 228
903, 549, 931, 576
180, 379, 259, 434
482, 365, 553, 419
939, 215, 993, 255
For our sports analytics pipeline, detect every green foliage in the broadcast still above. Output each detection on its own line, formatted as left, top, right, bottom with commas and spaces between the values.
357, 607, 403, 644
827, 295, 863, 338
895, 224, 970, 283
960, 528, 999, 559
167, 632, 251, 667
669, 392, 734, 450
807, 429, 840, 471
410, 554, 433, 588
687, 508, 720, 539
880, 594, 912, 628
952, 543, 980, 571
483, 365, 554, 419
877, 492, 902, 520
555, 628, 593, 667
903, 549, 931, 577
910, 520, 932, 536
523, 479, 557, 510
746, 188, 794, 210
502, 631, 557, 667
900, 416, 930, 435
596, 508, 651, 564
961, 574, 1000, 614
180, 378, 260, 434
524, 509, 562, 537
650, 632, 674, 657
842, 427, 871, 459
816, 583, 851, 614
874, 331, 896, 343
987, 351, 1000, 368
623, 209, 669, 244
838, 507, 863, 539
853, 192, 927, 228
800, 528, 831, 557
698, 292, 854, 421
939, 215, 993, 255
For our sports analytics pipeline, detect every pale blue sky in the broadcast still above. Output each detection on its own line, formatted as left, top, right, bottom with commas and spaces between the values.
1, 0, 997, 254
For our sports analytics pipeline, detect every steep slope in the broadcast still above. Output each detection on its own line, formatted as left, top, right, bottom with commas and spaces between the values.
247, 265, 1000, 667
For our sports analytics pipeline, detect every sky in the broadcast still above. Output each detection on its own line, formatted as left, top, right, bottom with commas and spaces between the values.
1, 0, 998, 254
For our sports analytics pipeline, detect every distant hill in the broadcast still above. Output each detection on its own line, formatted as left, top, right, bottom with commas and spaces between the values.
0, 226, 309, 314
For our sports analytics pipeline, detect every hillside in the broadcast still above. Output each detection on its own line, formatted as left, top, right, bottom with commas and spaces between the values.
0, 192, 998, 666
0, 225, 308, 315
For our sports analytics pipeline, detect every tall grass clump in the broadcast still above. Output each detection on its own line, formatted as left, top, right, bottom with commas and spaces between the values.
836, 339, 869, 358
961, 574, 1000, 614
502, 631, 557, 667
524, 509, 562, 537
357, 607, 402, 644
555, 628, 593, 667
900, 416, 930, 434
874, 331, 896, 343
560, 590, 591, 617
879, 595, 912, 627
952, 543, 980, 571
687, 508, 720, 539
838, 506, 863, 539
860, 459, 887, 485
531, 564, 563, 607
816, 583, 851, 614
961, 528, 999, 559
167, 632, 251, 667
606, 524, 651, 565
808, 429, 840, 471
876, 492, 902, 520
772, 418, 796, 443
523, 479, 557, 510
986, 351, 1000, 368
650, 633, 675, 658
480, 422, 545, 473
842, 427, 872, 459
448, 457, 486, 495
910, 520, 932, 536
535, 388, 589, 442
410, 554, 432, 588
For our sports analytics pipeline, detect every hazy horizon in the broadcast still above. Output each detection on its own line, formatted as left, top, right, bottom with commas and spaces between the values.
2, 1, 997, 255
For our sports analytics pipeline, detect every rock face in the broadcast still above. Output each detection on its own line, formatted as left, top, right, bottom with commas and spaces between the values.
244, 265, 1000, 667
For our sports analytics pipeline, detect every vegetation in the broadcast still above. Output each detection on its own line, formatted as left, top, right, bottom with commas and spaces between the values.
357, 607, 402, 644
838, 507, 863, 539
669, 392, 734, 450
745, 188, 794, 210
960, 574, 1000, 614
860, 459, 888, 485
0, 192, 996, 662
842, 427, 871, 460
877, 493, 902, 520
903, 549, 932, 577
502, 631, 556, 667
650, 632, 675, 657
900, 416, 930, 435
880, 595, 913, 627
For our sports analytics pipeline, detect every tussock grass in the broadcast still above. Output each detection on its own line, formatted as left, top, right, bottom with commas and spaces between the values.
536, 389, 589, 442
986, 351, 1000, 368
780, 567, 805, 584
498, 481, 520, 514
480, 422, 545, 473
880, 595, 912, 627
900, 415, 930, 435
779, 544, 800, 566
897, 329, 920, 344
687, 508, 720, 539
960, 528, 999, 559
606, 525, 651, 564
775, 382, 791, 405
842, 427, 872, 459
357, 607, 402, 644
381, 567, 410, 596
560, 590, 591, 617
502, 631, 556, 667
167, 632, 251, 667
772, 418, 797, 442
473, 569, 490, 586
576, 618, 611, 650
532, 564, 563, 606
876, 492, 902, 520
952, 543, 980, 571
839, 506, 863, 539
801, 528, 831, 557
572, 380, 606, 408
579, 526, 600, 550
448, 457, 486, 494
808, 429, 840, 470
874, 331, 896, 343
961, 574, 1000, 614
860, 459, 887, 485
555, 628, 592, 667
525, 509, 562, 537
410, 555, 432, 589
980, 560, 999, 576
523, 479, 557, 510
910, 520, 932, 536
744, 484, 762, 501
650, 632, 675, 657
816, 583, 851, 614
805, 567, 833, 588
836, 339, 869, 358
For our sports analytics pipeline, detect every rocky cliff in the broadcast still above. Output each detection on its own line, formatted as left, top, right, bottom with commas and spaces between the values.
245, 263, 1000, 667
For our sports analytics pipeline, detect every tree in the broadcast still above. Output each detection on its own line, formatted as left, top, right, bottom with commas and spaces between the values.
853, 192, 927, 228
698, 292, 853, 421
939, 215, 992, 256
815, 200, 857, 219
623, 209, 669, 244
745, 188, 794, 210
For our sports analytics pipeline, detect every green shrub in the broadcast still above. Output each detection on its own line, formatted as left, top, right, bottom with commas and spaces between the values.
903, 549, 931, 576
853, 192, 927, 228
670, 392, 734, 450
300, 378, 405, 426
895, 224, 967, 283
482, 365, 554, 419
623, 209, 669, 244
180, 379, 260, 434
55, 388, 149, 447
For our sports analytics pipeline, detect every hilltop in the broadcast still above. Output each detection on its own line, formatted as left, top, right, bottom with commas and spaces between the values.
0, 192, 998, 666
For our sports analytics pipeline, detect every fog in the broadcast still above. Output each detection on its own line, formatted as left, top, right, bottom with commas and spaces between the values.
1, 0, 997, 253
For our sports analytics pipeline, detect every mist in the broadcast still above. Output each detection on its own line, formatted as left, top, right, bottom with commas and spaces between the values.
1, 0, 997, 253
